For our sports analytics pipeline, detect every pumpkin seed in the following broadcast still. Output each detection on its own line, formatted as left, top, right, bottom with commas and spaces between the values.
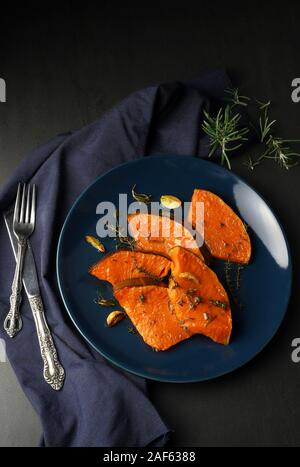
160, 194, 182, 209
85, 235, 105, 252
106, 310, 126, 327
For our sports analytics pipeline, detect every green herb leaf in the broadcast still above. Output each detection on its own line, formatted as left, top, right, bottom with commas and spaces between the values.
202, 105, 249, 170
225, 88, 251, 107
209, 299, 228, 310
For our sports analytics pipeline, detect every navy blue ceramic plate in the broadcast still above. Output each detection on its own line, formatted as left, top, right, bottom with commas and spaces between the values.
57, 156, 291, 382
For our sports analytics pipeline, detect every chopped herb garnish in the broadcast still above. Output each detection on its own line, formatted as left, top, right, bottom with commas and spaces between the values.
106, 215, 136, 250
133, 259, 163, 282
139, 294, 145, 303
95, 296, 117, 307
128, 326, 137, 335
236, 264, 244, 291
224, 260, 234, 292
223, 260, 244, 310
209, 299, 228, 310
131, 184, 152, 204
203, 312, 216, 325
185, 289, 202, 310
243, 221, 249, 232
194, 296, 202, 305
186, 288, 197, 296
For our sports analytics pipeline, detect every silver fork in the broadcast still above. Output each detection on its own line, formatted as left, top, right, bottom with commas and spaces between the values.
4, 183, 36, 338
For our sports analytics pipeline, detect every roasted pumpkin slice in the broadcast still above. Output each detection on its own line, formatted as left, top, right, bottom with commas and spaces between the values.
89, 250, 171, 286
113, 277, 168, 292
168, 246, 232, 345
128, 213, 204, 260
115, 285, 190, 351
189, 189, 251, 264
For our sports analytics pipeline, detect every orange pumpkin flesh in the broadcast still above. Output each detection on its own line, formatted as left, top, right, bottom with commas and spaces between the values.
88, 190, 251, 350
128, 213, 204, 260
115, 285, 190, 351
189, 189, 251, 264
168, 246, 232, 345
89, 250, 171, 287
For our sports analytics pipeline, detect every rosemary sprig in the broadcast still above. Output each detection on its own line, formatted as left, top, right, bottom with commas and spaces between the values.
225, 88, 251, 107
256, 99, 271, 111
94, 292, 117, 307
245, 138, 300, 171
95, 298, 117, 307
131, 184, 152, 204
202, 106, 249, 169
106, 212, 136, 250
224, 260, 234, 294
258, 101, 276, 143
236, 264, 244, 291
223, 260, 244, 310
244, 100, 300, 170
204, 88, 300, 171
115, 236, 136, 250
133, 258, 163, 282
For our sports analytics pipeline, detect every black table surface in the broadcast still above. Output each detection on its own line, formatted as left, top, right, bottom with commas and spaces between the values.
1, 1, 300, 447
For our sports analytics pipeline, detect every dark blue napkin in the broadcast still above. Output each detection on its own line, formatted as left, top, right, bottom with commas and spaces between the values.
0, 69, 231, 447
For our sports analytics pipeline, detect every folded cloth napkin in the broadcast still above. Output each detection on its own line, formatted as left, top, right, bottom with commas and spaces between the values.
0, 69, 231, 447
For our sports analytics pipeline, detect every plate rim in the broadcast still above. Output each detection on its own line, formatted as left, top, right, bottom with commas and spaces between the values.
56, 155, 292, 383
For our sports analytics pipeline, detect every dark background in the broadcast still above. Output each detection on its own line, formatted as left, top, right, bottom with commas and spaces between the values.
1, 1, 300, 447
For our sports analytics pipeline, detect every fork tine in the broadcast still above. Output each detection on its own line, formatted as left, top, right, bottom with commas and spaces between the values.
25, 185, 31, 223
19, 183, 26, 223
13, 183, 21, 225
30, 184, 36, 227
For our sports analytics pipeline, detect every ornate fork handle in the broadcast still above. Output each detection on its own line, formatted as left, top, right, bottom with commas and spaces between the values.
4, 239, 26, 338
29, 295, 65, 390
